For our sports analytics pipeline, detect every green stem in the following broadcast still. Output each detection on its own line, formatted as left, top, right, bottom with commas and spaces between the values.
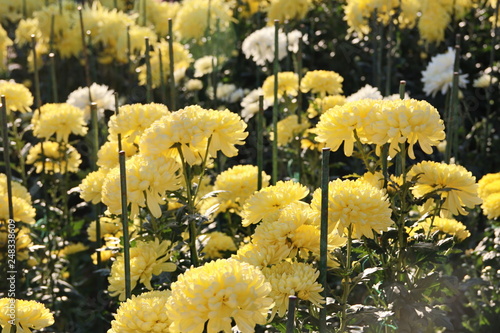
168, 19, 176, 110
145, 37, 153, 103
319, 148, 330, 333
1, 97, 14, 220
257, 95, 264, 190
272, 20, 280, 185
7, 113, 28, 186
158, 47, 167, 105
338, 225, 353, 333
286, 295, 298, 333
49, 53, 58, 103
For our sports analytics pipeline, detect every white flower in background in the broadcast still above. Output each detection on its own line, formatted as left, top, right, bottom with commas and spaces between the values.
194, 55, 218, 77
241, 88, 270, 121
421, 47, 469, 97
66, 83, 115, 121
185, 79, 203, 91
242, 26, 288, 66
473, 73, 498, 88
206, 83, 249, 103
346, 84, 382, 102
287, 30, 308, 53
384, 92, 411, 100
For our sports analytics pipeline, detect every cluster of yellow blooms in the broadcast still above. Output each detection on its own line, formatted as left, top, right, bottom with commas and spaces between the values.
477, 172, 500, 219
0, 298, 54, 333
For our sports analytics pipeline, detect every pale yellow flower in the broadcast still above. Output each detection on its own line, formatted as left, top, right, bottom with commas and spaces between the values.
267, 0, 312, 22
300, 70, 344, 96
0, 80, 33, 113
201, 232, 237, 259
270, 114, 310, 146
408, 216, 471, 241
0, 298, 54, 333
32, 103, 88, 142
166, 259, 273, 333
262, 72, 299, 102
26, 141, 81, 174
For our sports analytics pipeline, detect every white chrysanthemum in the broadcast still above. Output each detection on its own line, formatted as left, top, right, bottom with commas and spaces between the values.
287, 30, 308, 53
66, 83, 116, 121
346, 84, 383, 102
240, 88, 270, 121
421, 47, 469, 97
206, 83, 248, 104
193, 55, 217, 77
242, 26, 287, 66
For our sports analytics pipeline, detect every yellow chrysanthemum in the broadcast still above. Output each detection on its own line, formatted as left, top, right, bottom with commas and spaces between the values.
301, 70, 344, 96
102, 154, 182, 218
0, 194, 36, 225
0, 298, 54, 333
0, 25, 12, 71
96, 140, 138, 171
270, 114, 310, 146
60, 242, 89, 256
137, 39, 192, 88
481, 192, 500, 219
208, 165, 270, 214
241, 180, 309, 226
408, 216, 471, 241
262, 72, 299, 102
311, 179, 394, 239
15, 18, 42, 47
87, 216, 122, 242
0, 225, 33, 261
314, 99, 377, 156
201, 232, 237, 259
477, 173, 500, 200
0, 80, 33, 113
108, 290, 172, 333
307, 95, 347, 118
140, 105, 248, 165
174, 0, 234, 41
32, 103, 88, 142
0, 173, 32, 204
166, 259, 274, 333
108, 103, 170, 145
232, 242, 292, 269
263, 261, 324, 318
408, 161, 482, 217
79, 168, 109, 204
267, 0, 312, 22
26, 141, 81, 174
108, 239, 177, 301
365, 99, 446, 159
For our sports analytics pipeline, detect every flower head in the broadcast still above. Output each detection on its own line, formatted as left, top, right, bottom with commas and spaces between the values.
101, 154, 181, 218
481, 193, 500, 219
300, 70, 343, 96
307, 95, 347, 118
194, 56, 218, 77
108, 290, 172, 333
267, 0, 312, 22
79, 168, 109, 204
166, 259, 273, 333
26, 141, 81, 174
409, 216, 470, 242
0, 173, 32, 204
242, 26, 287, 66
66, 83, 116, 121
97, 140, 138, 171
477, 172, 500, 219
108, 103, 170, 145
422, 47, 469, 97
0, 80, 33, 113
311, 179, 394, 239
262, 72, 299, 102
365, 99, 446, 159
270, 115, 310, 147
0, 195, 36, 224
241, 180, 309, 226
232, 242, 292, 269
263, 261, 323, 318
32, 103, 88, 142
108, 239, 177, 301
408, 161, 482, 217
209, 165, 270, 215
201, 232, 237, 259
0, 298, 54, 333
240, 88, 270, 121
346, 84, 382, 102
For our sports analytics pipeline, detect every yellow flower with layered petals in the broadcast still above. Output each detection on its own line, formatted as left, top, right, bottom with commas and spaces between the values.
365, 99, 446, 159
477, 173, 500, 200
0, 195, 36, 224
108, 239, 177, 301
241, 180, 309, 226
481, 193, 500, 219
314, 99, 376, 156
79, 168, 109, 204
207, 109, 249, 157
166, 259, 273, 333
301, 70, 344, 96
32, 103, 88, 142
262, 72, 299, 102
307, 95, 347, 118
263, 261, 324, 318
0, 173, 32, 204
97, 140, 138, 171
232, 242, 292, 269
26, 141, 81, 174
408, 161, 482, 217
409, 217, 471, 241
108, 290, 172, 333
0, 298, 54, 333
270, 114, 310, 146
208, 165, 270, 214
311, 179, 394, 239
108, 103, 170, 145
267, 0, 312, 22
101, 153, 181, 218
0, 80, 33, 113
0, 226, 33, 261
201, 232, 237, 259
